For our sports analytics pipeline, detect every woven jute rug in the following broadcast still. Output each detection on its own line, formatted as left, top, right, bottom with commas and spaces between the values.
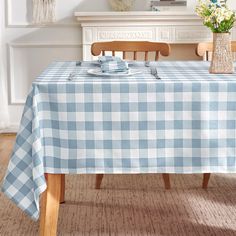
1, 165, 236, 236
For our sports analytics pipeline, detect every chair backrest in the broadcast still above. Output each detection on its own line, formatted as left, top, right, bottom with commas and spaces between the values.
196, 41, 236, 61
91, 41, 171, 61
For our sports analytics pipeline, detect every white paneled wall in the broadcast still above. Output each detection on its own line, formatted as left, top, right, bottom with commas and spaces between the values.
1, 0, 236, 129
9, 43, 81, 104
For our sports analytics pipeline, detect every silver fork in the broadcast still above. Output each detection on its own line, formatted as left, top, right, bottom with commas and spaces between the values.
145, 61, 161, 80
68, 61, 82, 81
150, 67, 161, 80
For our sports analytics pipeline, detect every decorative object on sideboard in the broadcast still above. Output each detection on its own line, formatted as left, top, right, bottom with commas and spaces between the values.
196, 0, 235, 74
150, 0, 187, 11
32, 0, 56, 24
108, 0, 135, 11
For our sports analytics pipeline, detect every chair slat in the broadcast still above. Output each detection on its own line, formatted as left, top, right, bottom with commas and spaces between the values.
155, 52, 159, 61
134, 51, 137, 60
145, 52, 148, 61
123, 51, 127, 60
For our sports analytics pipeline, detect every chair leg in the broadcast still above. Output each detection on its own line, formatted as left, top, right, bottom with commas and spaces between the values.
202, 173, 211, 189
162, 174, 171, 189
60, 174, 65, 204
95, 174, 104, 189
40, 174, 61, 236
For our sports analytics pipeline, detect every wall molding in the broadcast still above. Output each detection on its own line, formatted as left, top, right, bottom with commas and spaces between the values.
75, 11, 201, 24
0, 123, 19, 133
8, 42, 82, 105
7, 23, 80, 28
9, 42, 82, 48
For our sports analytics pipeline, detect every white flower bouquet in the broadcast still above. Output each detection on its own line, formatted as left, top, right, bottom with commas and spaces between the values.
196, 0, 235, 33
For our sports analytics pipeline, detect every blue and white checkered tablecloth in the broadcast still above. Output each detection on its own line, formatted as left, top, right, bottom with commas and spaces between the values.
2, 61, 236, 220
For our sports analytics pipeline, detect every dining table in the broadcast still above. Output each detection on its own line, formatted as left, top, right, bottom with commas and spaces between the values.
2, 60, 236, 236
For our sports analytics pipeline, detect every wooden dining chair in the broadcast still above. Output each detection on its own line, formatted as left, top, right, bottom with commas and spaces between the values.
91, 41, 171, 190
196, 41, 236, 189
196, 41, 236, 61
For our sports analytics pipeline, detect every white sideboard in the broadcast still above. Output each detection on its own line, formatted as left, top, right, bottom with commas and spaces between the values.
75, 11, 236, 61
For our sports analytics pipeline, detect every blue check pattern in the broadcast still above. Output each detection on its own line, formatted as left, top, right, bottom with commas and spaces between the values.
2, 61, 236, 220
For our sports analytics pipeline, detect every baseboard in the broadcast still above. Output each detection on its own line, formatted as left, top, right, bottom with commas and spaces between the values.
0, 124, 19, 134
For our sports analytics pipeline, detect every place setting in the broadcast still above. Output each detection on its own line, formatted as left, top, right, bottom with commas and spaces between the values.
67, 56, 161, 80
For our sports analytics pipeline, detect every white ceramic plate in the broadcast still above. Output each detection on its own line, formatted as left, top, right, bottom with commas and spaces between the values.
87, 68, 142, 77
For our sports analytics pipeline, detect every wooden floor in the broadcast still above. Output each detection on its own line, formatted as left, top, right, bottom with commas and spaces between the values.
0, 133, 16, 167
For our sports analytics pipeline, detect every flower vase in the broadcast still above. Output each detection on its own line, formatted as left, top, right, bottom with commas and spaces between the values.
209, 33, 234, 74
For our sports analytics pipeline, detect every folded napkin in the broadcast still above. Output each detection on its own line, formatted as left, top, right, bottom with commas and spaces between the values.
101, 60, 129, 73
98, 56, 122, 63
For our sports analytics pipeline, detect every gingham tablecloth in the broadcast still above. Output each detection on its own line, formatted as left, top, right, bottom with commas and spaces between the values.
2, 61, 236, 220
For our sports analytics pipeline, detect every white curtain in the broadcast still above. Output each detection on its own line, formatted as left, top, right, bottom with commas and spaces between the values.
0, 0, 9, 129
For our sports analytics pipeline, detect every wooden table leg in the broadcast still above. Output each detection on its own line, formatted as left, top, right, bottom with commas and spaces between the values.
162, 174, 171, 190
60, 174, 65, 204
95, 174, 104, 189
40, 174, 61, 236
202, 173, 211, 189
